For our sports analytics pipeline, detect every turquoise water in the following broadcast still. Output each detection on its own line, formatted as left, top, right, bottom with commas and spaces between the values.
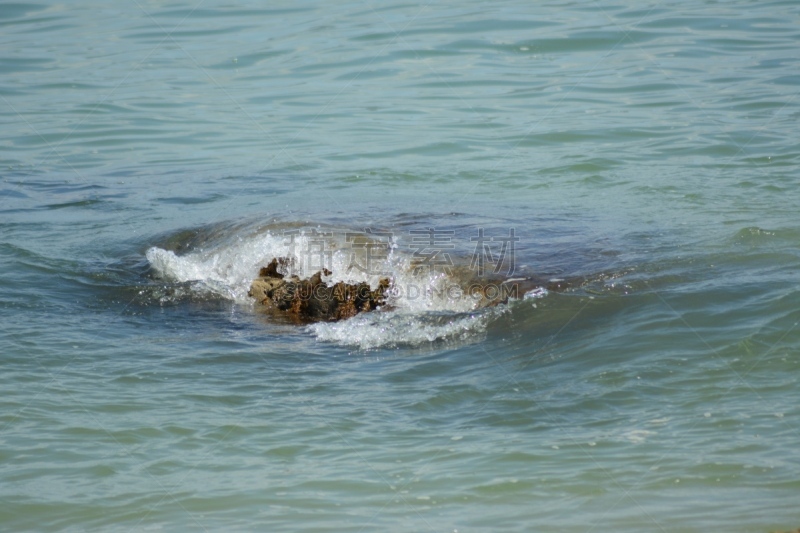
2, 1, 800, 531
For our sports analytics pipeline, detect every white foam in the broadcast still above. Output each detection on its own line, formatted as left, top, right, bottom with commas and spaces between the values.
146, 231, 291, 302
308, 309, 493, 350
523, 287, 549, 299
622, 429, 656, 444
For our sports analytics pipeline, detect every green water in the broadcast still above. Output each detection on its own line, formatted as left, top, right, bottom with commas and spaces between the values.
1, 1, 799, 531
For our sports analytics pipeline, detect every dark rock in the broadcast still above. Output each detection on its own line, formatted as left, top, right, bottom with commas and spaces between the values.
249, 257, 390, 322
249, 257, 588, 323
258, 257, 292, 279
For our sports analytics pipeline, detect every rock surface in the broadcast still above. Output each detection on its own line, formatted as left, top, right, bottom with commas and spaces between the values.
249, 258, 390, 322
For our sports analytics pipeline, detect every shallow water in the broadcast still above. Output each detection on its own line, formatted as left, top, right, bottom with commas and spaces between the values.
2, 1, 800, 531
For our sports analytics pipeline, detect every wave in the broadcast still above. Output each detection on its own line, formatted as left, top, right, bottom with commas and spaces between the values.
144, 220, 554, 349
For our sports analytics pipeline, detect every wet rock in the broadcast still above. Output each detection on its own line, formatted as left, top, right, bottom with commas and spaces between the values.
249, 257, 390, 322
248, 258, 590, 323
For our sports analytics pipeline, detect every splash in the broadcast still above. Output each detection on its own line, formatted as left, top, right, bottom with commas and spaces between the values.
145, 224, 548, 349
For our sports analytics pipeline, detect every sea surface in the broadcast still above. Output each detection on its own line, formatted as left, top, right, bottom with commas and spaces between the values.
2, 1, 800, 531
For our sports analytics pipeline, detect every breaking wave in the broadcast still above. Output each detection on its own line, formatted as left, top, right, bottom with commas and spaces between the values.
143, 220, 555, 349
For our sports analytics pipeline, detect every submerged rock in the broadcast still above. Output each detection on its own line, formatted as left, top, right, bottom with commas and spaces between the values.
249, 258, 390, 322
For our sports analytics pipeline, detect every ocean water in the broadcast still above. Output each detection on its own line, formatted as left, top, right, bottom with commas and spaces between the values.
2, 1, 800, 531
